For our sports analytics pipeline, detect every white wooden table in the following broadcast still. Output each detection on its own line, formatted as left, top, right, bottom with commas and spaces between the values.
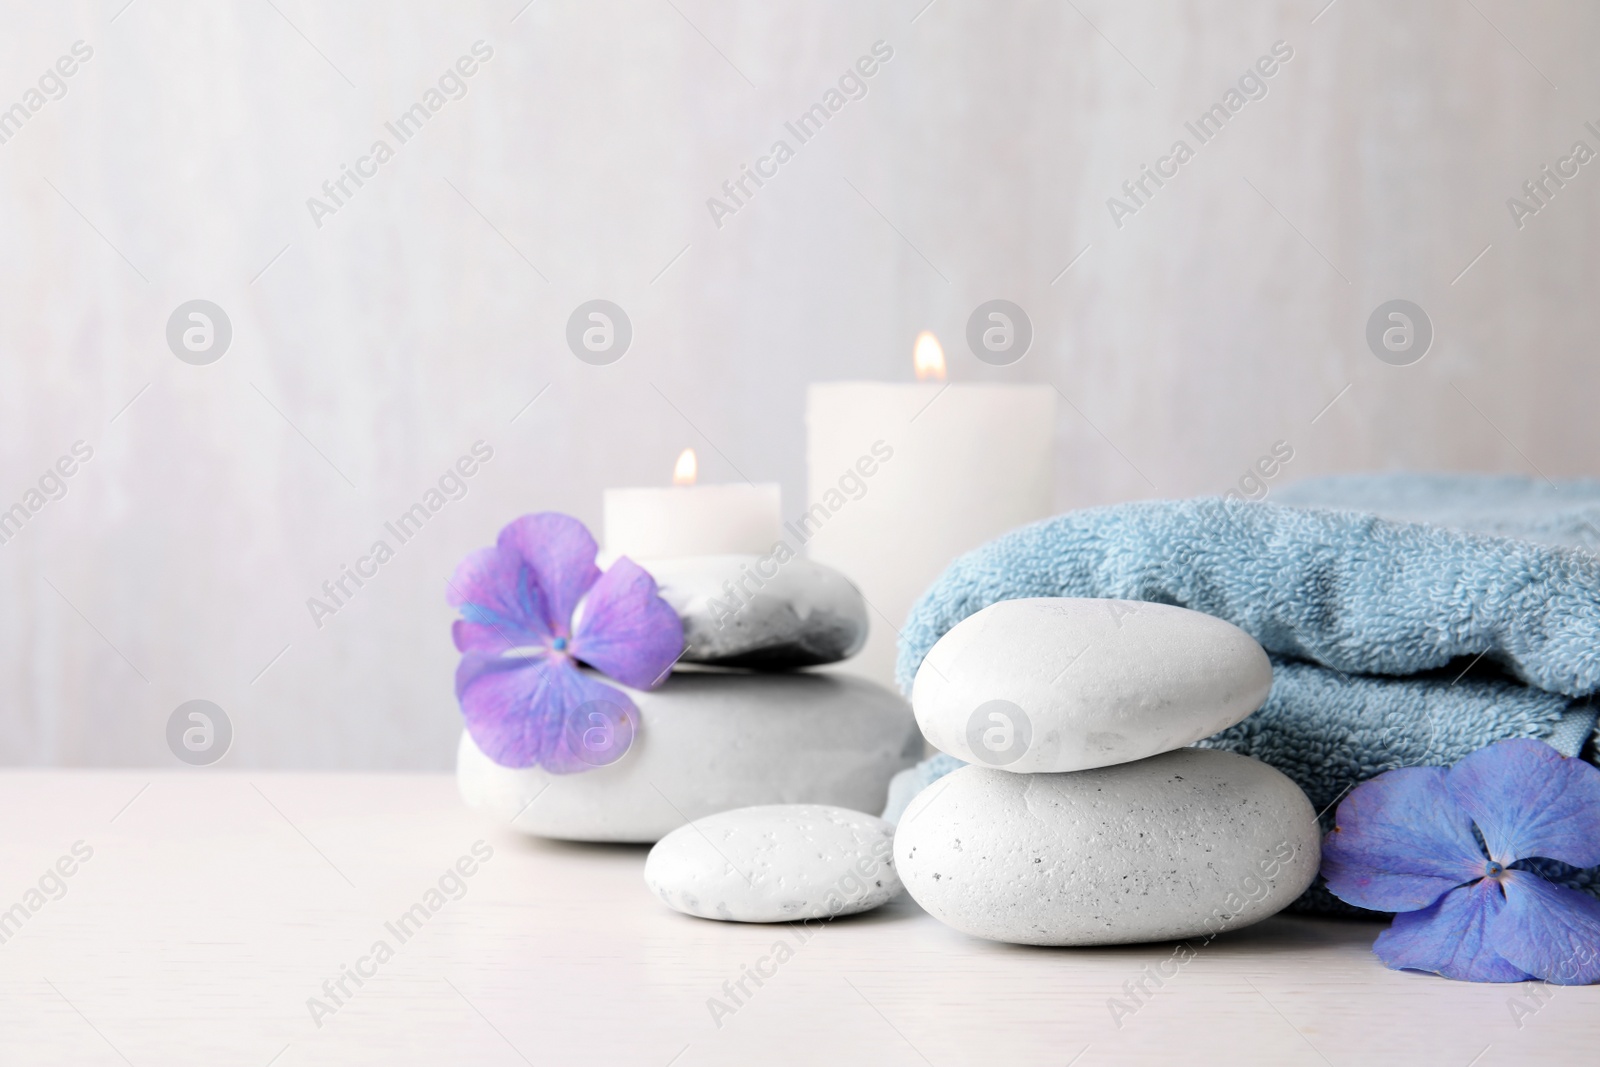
0, 772, 1594, 1066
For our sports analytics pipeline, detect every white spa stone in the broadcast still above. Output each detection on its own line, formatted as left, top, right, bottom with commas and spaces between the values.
913, 597, 1272, 773
642, 554, 869, 670
458, 670, 920, 843
894, 748, 1320, 946
644, 804, 901, 922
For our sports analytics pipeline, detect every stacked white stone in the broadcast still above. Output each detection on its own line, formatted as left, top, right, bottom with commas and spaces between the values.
457, 554, 921, 844
893, 597, 1321, 945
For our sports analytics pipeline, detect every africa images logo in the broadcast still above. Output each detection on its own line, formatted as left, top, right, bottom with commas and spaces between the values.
1365, 299, 1433, 366
965, 699, 1032, 767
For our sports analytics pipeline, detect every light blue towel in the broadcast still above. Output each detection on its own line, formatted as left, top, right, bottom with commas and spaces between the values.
886, 473, 1600, 915
1275, 472, 1600, 551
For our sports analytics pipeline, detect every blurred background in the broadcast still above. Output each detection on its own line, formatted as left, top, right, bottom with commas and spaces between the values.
2, 0, 1595, 768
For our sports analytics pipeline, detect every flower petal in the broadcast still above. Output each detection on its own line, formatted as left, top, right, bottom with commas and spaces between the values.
1374, 880, 1533, 982
573, 556, 684, 690
1321, 766, 1489, 912
496, 513, 603, 636
447, 544, 549, 652
456, 654, 638, 773
1493, 870, 1600, 985
1446, 738, 1600, 868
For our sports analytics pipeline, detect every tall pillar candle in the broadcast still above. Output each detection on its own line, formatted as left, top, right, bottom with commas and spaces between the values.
804, 358, 1054, 688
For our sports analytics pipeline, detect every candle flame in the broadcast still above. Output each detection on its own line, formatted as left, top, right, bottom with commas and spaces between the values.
672, 448, 698, 486
913, 331, 946, 381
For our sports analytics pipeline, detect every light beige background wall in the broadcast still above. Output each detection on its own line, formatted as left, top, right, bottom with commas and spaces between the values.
1, 0, 1594, 767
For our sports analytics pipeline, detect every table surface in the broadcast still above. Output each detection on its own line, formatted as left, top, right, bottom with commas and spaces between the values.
0, 772, 1594, 1067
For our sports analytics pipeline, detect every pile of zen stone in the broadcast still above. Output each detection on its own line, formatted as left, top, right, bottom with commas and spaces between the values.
459, 555, 920, 843
893, 597, 1320, 944
643, 596, 1321, 946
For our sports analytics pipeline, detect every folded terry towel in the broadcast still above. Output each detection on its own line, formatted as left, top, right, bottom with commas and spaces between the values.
886, 473, 1600, 915
1275, 471, 1600, 552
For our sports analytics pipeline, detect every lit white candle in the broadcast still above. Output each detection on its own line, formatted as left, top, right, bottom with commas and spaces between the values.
805, 333, 1055, 686
604, 448, 782, 559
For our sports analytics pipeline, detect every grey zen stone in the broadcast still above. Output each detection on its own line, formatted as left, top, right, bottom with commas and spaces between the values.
644, 804, 901, 922
458, 669, 920, 843
894, 748, 1320, 946
913, 597, 1272, 772
644, 554, 868, 670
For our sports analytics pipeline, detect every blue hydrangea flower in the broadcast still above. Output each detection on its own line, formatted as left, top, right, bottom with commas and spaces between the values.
1322, 738, 1600, 983
448, 513, 683, 773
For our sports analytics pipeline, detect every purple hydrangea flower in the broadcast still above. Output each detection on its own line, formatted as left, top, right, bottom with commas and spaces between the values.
1322, 738, 1600, 984
448, 513, 683, 773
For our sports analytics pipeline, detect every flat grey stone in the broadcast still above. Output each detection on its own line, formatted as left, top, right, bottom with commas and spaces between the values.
644, 804, 900, 922
894, 748, 1320, 945
645, 555, 868, 670
458, 670, 920, 843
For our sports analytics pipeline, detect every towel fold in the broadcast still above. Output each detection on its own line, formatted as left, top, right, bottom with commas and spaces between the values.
1274, 471, 1600, 551
888, 474, 1600, 916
